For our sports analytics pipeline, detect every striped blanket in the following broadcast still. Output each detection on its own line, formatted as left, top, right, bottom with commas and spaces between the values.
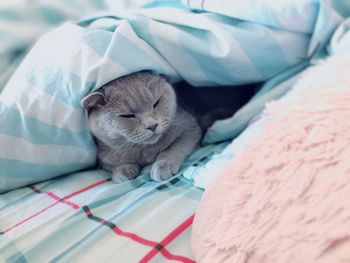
0, 0, 343, 192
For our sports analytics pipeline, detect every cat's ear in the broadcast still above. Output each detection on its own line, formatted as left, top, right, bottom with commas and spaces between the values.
81, 91, 106, 110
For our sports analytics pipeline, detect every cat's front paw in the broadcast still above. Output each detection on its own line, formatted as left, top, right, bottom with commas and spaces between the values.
112, 164, 140, 184
151, 160, 179, 181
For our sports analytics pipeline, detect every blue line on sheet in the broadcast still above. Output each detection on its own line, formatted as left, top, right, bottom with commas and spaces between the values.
0, 181, 55, 212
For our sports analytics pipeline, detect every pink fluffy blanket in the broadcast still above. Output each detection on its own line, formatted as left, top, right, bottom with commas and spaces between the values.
191, 51, 350, 262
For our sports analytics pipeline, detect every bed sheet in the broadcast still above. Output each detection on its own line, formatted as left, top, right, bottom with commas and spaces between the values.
0, 143, 223, 263
0, 171, 200, 263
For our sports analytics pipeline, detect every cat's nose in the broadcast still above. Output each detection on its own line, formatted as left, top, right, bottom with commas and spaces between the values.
145, 123, 158, 132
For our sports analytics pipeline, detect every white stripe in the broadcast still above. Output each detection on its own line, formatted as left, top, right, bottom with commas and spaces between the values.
68, 42, 129, 88
0, 134, 95, 165
268, 28, 309, 65
117, 21, 178, 76
0, 81, 88, 133
267, 0, 316, 33
138, 8, 262, 82
42, 1, 103, 18
0, 20, 46, 42
146, 16, 210, 85
106, 0, 149, 10
26, 22, 129, 88
181, 0, 315, 33
201, 14, 263, 82
135, 7, 214, 30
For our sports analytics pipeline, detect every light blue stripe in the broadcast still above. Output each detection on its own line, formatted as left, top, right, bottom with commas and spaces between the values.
61, 0, 84, 9
60, 0, 106, 10
37, 6, 67, 25
0, 10, 20, 21
125, 16, 187, 77
88, 0, 108, 9
309, 0, 341, 59
84, 29, 165, 74
179, 27, 238, 85
0, 31, 24, 52
143, 0, 186, 9
26, 67, 96, 108
242, 5, 281, 30
125, 16, 210, 82
227, 21, 291, 79
6, 253, 28, 263
333, 0, 350, 17
0, 103, 94, 150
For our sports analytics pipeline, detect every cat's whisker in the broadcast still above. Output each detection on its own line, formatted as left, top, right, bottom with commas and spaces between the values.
117, 139, 131, 150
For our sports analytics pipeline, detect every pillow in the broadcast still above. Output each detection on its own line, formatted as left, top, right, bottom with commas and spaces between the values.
191, 51, 350, 262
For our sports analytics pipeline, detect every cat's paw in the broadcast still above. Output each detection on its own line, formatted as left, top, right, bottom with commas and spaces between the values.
112, 173, 130, 184
151, 160, 179, 181
112, 164, 139, 184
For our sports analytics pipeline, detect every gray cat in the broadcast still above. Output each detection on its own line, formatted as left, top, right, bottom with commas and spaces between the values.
81, 72, 202, 183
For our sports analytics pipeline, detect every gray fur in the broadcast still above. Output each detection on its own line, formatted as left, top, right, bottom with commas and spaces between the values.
82, 72, 201, 183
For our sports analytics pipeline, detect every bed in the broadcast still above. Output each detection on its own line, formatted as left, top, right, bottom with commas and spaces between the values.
1, 1, 350, 262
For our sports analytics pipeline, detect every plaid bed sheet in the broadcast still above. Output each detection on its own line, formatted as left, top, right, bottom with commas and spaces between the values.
0, 144, 222, 263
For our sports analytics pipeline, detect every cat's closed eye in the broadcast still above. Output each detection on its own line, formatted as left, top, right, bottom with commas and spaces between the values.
120, 114, 135, 118
153, 99, 160, 109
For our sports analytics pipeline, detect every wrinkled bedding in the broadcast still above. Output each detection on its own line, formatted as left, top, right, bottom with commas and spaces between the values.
0, 147, 210, 263
0, 0, 342, 192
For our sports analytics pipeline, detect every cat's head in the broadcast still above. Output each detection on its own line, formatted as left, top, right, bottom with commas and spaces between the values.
81, 72, 177, 145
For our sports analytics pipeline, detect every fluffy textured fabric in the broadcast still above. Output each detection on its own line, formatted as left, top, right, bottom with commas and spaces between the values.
191, 51, 350, 263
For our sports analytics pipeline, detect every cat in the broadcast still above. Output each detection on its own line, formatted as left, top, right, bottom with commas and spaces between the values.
81, 72, 202, 183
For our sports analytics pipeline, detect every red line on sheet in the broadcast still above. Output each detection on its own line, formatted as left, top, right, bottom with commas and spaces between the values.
112, 226, 158, 247
2, 201, 60, 234
80, 206, 193, 262
2, 179, 109, 234
160, 248, 196, 263
37, 189, 80, 210
139, 214, 195, 263
5, 180, 195, 263
63, 179, 109, 199
160, 214, 195, 248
